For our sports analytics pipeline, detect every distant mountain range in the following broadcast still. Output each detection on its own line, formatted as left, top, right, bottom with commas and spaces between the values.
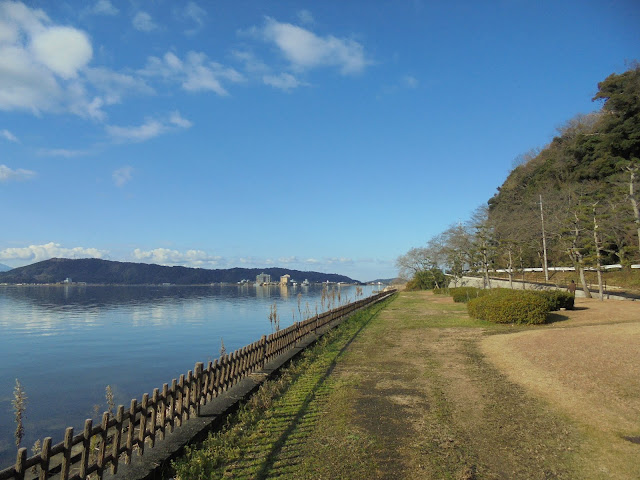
0, 263, 11, 272
0, 258, 359, 285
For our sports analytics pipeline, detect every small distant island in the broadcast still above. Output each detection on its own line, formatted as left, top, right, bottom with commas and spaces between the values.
0, 258, 361, 286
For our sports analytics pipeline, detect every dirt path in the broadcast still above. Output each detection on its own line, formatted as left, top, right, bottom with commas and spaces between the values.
298, 291, 639, 479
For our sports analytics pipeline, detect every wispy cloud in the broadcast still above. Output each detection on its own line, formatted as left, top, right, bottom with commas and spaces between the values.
0, 164, 36, 182
232, 50, 269, 74
84, 67, 154, 105
261, 17, 370, 75
106, 112, 192, 143
0, 242, 106, 262
169, 111, 193, 128
132, 11, 158, 32
88, 0, 118, 16
403, 75, 419, 88
263, 73, 307, 91
1, 129, 18, 142
181, 2, 206, 34
141, 51, 244, 96
113, 166, 133, 187
132, 248, 222, 267
38, 148, 90, 158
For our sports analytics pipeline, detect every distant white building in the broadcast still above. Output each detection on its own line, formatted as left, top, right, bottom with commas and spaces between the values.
256, 273, 271, 284
280, 274, 290, 286
63, 278, 72, 284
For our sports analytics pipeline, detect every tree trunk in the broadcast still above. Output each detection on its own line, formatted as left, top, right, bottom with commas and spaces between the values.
507, 249, 514, 289
593, 209, 604, 301
540, 194, 549, 282
578, 263, 591, 298
628, 167, 640, 255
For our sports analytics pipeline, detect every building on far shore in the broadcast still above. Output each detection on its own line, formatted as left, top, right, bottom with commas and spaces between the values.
256, 273, 271, 284
280, 274, 290, 286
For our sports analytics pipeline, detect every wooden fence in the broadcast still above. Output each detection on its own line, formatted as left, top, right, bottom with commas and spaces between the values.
0, 290, 395, 480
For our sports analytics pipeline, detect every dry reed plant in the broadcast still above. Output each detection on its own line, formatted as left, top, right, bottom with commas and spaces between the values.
12, 379, 27, 448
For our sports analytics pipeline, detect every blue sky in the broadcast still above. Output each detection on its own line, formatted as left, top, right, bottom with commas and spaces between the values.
1, 0, 638, 281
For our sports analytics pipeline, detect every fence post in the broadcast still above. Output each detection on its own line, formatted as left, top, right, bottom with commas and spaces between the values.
125, 399, 137, 464
80, 419, 92, 479
111, 405, 124, 474
39, 437, 51, 480
160, 384, 168, 439
260, 335, 267, 368
14, 448, 26, 480
138, 393, 149, 456
150, 389, 159, 447
177, 375, 185, 427
185, 371, 193, 419
169, 379, 177, 432
61, 427, 73, 479
194, 362, 204, 416
98, 411, 109, 475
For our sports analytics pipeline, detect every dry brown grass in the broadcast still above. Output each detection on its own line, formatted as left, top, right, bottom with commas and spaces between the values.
482, 297, 640, 479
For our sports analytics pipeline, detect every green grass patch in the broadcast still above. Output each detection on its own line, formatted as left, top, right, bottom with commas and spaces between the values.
171, 296, 394, 479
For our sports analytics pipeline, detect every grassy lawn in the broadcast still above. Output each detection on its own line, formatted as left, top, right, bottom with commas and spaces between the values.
171, 291, 639, 479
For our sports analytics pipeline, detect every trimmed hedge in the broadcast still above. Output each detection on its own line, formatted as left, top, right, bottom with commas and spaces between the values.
432, 287, 449, 295
535, 290, 575, 310
450, 287, 488, 303
467, 290, 549, 325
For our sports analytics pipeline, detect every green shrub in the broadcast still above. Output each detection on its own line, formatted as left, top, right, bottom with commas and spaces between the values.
432, 287, 449, 295
449, 287, 495, 303
534, 290, 575, 310
467, 290, 549, 325
450, 287, 481, 302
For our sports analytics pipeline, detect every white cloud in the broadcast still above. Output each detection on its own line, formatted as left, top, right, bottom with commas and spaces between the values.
90, 0, 118, 16
1, 128, 18, 142
169, 111, 193, 128
37, 148, 90, 157
232, 50, 269, 73
182, 2, 206, 34
106, 112, 192, 143
132, 11, 157, 32
261, 17, 369, 74
132, 248, 222, 267
0, 2, 149, 119
0, 242, 107, 262
278, 256, 300, 264
113, 166, 133, 187
141, 51, 244, 96
31, 27, 92, 79
0, 164, 35, 181
325, 257, 354, 265
263, 73, 306, 91
106, 119, 164, 143
84, 67, 154, 105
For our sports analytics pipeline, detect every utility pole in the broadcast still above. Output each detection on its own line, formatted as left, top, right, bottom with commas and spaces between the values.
540, 194, 549, 282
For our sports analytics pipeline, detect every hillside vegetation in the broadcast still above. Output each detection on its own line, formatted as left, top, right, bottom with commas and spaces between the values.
0, 258, 357, 285
397, 64, 640, 297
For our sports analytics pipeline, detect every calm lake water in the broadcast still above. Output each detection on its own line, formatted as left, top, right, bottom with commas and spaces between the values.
0, 283, 378, 467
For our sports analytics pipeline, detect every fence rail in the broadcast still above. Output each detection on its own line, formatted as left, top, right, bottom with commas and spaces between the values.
0, 289, 395, 480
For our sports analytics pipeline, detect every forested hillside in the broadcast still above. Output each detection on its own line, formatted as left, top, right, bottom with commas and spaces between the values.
397, 64, 640, 297
0, 258, 357, 285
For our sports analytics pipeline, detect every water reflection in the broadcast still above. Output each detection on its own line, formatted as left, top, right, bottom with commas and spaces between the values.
0, 284, 377, 467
